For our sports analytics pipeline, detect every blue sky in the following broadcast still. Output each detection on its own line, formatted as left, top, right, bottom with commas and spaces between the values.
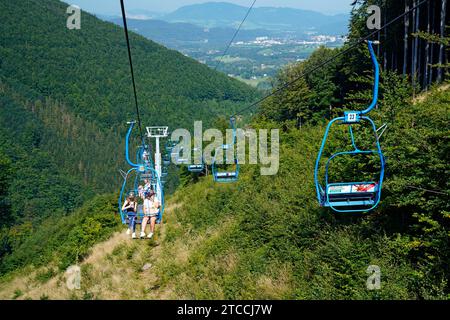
64, 0, 352, 15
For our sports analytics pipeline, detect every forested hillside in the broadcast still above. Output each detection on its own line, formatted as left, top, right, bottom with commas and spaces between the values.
0, 0, 256, 189
0, 0, 257, 273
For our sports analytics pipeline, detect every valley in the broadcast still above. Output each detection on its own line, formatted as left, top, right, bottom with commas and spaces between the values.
102, 2, 348, 88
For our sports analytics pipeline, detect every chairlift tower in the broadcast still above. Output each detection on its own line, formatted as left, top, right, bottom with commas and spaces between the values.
146, 126, 169, 200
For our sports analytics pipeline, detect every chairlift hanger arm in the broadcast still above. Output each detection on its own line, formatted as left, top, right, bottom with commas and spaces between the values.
342, 41, 380, 123
118, 167, 137, 224
359, 40, 380, 116
230, 117, 237, 144
125, 121, 139, 168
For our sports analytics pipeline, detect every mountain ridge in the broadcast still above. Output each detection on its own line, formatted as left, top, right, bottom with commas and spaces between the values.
99, 2, 349, 36
110, 17, 281, 46
162, 2, 349, 33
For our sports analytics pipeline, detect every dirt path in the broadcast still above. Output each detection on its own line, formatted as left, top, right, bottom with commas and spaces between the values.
0, 203, 182, 300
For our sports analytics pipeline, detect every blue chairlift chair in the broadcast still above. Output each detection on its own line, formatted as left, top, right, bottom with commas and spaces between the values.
212, 117, 240, 183
314, 41, 385, 213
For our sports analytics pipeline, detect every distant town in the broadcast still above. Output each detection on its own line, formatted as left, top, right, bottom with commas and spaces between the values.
189, 34, 346, 89
235, 34, 346, 47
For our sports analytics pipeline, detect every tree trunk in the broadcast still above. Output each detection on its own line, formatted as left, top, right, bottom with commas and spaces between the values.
404, 0, 410, 76
418, 32, 422, 89
423, 0, 431, 90
429, 0, 436, 84
437, 0, 447, 83
411, 0, 418, 94
383, 0, 388, 70
393, 51, 397, 71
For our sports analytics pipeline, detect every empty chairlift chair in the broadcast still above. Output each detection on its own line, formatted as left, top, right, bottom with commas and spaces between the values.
162, 153, 171, 166
212, 118, 240, 183
161, 167, 168, 177
172, 146, 189, 165
314, 41, 385, 213
165, 141, 175, 153
188, 148, 205, 173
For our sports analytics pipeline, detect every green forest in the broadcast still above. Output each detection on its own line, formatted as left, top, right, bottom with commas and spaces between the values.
0, 0, 256, 273
0, 0, 448, 300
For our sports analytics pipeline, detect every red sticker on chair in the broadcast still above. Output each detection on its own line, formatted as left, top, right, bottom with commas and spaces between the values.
352, 183, 377, 193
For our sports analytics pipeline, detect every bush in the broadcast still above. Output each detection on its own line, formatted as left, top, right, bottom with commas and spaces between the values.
0, 194, 121, 274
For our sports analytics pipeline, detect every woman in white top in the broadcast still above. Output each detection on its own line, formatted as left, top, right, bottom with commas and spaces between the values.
140, 190, 160, 239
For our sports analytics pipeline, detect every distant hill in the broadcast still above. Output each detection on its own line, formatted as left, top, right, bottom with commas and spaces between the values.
106, 2, 350, 58
126, 8, 164, 20
110, 18, 278, 48
162, 2, 349, 35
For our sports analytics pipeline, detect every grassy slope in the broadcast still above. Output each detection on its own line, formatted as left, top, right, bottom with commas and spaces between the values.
0, 85, 448, 300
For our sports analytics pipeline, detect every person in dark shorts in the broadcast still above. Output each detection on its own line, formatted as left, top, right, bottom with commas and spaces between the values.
122, 192, 138, 239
